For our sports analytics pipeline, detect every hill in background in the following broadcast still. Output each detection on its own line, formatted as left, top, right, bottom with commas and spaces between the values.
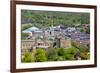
21, 10, 90, 29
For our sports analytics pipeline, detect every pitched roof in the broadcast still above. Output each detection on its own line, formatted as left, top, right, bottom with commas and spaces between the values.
22, 26, 39, 33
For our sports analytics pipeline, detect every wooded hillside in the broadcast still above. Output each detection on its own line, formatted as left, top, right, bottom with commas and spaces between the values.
21, 10, 90, 29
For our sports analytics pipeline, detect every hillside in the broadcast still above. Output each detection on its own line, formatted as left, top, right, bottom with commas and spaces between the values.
21, 10, 90, 29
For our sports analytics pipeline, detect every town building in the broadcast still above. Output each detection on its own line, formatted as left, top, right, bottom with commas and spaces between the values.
21, 40, 35, 55
21, 24, 90, 55
21, 35, 71, 55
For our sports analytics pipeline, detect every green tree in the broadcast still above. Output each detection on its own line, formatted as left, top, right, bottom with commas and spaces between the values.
80, 28, 90, 34
21, 10, 90, 29
21, 52, 34, 63
64, 54, 75, 60
47, 48, 59, 61
80, 52, 90, 60
63, 47, 79, 60
58, 48, 65, 56
21, 32, 29, 40
71, 40, 89, 52
34, 48, 47, 62
86, 28, 90, 34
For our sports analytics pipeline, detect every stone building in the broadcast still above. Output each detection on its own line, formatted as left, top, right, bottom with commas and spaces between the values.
21, 40, 35, 55
21, 36, 71, 54
35, 38, 51, 50
55, 37, 71, 48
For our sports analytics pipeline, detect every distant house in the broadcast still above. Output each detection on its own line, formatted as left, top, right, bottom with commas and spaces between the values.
32, 30, 44, 38
21, 25, 72, 54
35, 38, 51, 50
22, 26, 39, 37
21, 36, 71, 55
67, 27, 76, 32
49, 25, 66, 31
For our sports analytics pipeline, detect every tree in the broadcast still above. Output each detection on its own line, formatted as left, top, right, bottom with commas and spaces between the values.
34, 48, 47, 62
64, 54, 74, 60
63, 47, 80, 60
71, 40, 89, 52
21, 10, 90, 28
80, 52, 90, 60
58, 48, 65, 56
21, 32, 29, 40
46, 48, 58, 61
80, 28, 90, 34
86, 28, 90, 34
21, 52, 34, 63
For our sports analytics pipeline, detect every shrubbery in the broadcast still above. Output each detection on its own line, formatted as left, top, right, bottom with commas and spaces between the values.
34, 48, 47, 62
21, 52, 34, 62
46, 48, 58, 61
71, 40, 90, 60
22, 45, 90, 63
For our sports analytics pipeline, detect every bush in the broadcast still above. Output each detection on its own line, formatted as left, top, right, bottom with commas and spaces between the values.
63, 47, 80, 60
71, 40, 89, 52
80, 52, 90, 60
65, 47, 79, 55
47, 47, 80, 61
64, 54, 75, 60
47, 48, 58, 61
21, 52, 34, 63
58, 48, 65, 56
34, 48, 47, 62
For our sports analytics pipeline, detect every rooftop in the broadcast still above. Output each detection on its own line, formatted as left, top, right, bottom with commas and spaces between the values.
22, 26, 39, 33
